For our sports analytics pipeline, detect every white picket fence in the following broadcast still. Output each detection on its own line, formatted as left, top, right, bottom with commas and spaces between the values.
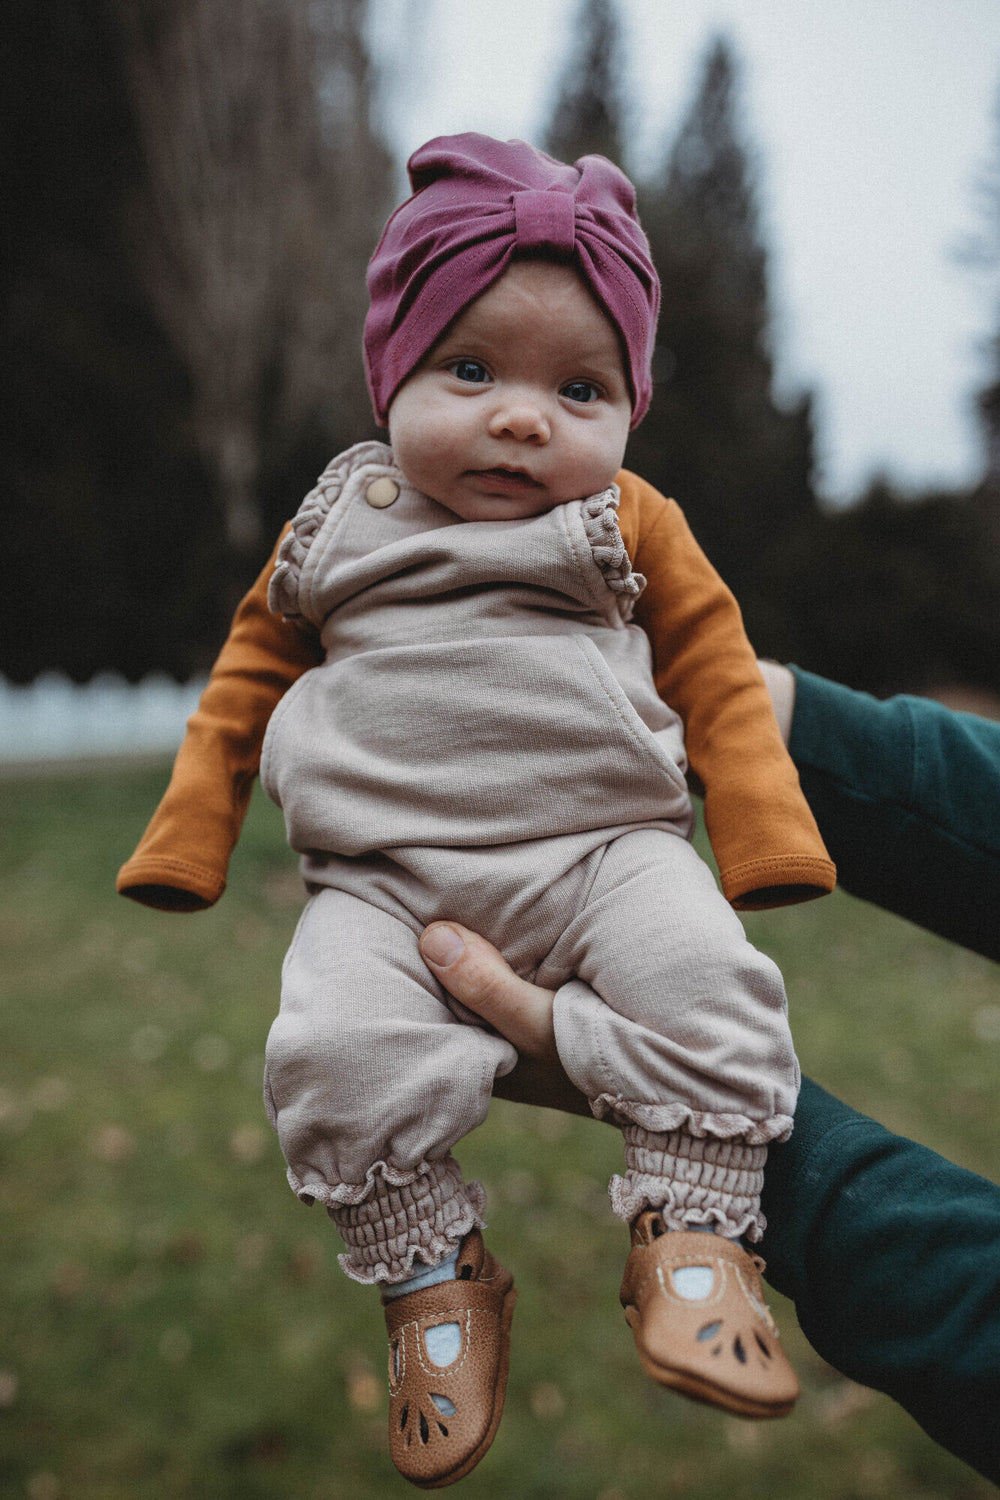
4, 672, 996, 766
0, 673, 207, 763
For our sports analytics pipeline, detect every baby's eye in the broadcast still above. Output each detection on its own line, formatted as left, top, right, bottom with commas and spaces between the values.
450, 359, 490, 384
562, 380, 601, 404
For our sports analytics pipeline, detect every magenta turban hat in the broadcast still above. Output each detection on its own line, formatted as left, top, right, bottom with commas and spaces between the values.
363, 133, 660, 428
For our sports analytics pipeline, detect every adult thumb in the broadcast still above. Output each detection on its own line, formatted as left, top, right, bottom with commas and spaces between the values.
418, 922, 558, 1063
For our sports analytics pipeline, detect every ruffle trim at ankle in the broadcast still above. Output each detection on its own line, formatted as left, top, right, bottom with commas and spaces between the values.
611, 1127, 772, 1242
285, 1149, 461, 1208
579, 488, 646, 622
324, 1155, 487, 1286
589, 1093, 793, 1145
610, 1173, 766, 1242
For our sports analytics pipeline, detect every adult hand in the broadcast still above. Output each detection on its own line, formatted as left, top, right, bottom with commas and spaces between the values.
418, 922, 592, 1117
756, 659, 795, 745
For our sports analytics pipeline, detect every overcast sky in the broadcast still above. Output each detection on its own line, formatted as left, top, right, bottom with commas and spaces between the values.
371, 0, 999, 504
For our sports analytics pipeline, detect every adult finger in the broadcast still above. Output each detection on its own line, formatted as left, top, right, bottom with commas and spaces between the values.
418, 922, 558, 1062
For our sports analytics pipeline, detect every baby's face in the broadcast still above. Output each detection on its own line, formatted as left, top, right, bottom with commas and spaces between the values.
387, 260, 632, 522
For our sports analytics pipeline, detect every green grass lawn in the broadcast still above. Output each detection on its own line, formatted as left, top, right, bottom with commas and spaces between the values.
1, 763, 997, 1500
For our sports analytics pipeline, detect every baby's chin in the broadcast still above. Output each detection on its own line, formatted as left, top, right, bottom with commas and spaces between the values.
432, 475, 612, 523
433, 488, 560, 523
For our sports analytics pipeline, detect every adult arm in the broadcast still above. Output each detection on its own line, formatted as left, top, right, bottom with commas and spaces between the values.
419, 921, 1000, 1482
786, 665, 1000, 962
760, 1077, 1000, 1482
755, 663, 1000, 1474
425, 660, 1000, 1474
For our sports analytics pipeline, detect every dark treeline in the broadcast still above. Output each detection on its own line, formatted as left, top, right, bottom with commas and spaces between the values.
3, 0, 389, 682
4, 0, 999, 698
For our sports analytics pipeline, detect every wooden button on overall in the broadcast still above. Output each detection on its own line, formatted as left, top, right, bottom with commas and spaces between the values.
366, 477, 400, 508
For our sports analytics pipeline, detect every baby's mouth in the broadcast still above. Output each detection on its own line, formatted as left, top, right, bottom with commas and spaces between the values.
469, 467, 543, 491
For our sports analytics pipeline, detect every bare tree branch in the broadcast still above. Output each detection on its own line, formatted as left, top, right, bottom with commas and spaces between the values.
116, 0, 391, 561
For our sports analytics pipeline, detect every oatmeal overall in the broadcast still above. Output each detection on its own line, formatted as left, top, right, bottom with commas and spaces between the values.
260, 442, 798, 1284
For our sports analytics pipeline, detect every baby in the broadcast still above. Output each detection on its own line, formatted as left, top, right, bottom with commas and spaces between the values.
119, 134, 835, 1488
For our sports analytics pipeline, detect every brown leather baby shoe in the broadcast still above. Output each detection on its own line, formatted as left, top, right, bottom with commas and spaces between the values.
383, 1230, 517, 1489
620, 1213, 799, 1419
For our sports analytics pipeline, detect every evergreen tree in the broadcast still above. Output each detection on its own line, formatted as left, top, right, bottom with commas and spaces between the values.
785, 77, 1000, 701
625, 37, 817, 655
544, 0, 626, 165
538, 25, 997, 692
785, 480, 1000, 697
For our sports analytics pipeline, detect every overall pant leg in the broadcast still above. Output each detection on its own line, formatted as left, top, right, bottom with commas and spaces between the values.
537, 828, 798, 1241
264, 886, 518, 1284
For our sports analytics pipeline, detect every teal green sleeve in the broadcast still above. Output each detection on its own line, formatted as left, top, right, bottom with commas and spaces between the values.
788, 666, 1000, 961
772, 671, 1000, 1477
762, 1079, 1000, 1482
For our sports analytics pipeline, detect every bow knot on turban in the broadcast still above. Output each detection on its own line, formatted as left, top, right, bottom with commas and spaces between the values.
512, 188, 577, 255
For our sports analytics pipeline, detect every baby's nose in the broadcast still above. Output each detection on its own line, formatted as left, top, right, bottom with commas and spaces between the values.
488, 402, 551, 443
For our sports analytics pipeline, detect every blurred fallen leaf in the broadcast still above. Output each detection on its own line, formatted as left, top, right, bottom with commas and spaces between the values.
166, 1231, 206, 1267
27, 1475, 60, 1500
816, 1378, 878, 1429
229, 1123, 267, 1163
346, 1356, 382, 1414
30, 1076, 71, 1110
90, 1124, 136, 1162
51, 1261, 88, 1299
724, 1415, 763, 1452
159, 1327, 192, 1363
529, 1381, 566, 1420
191, 1033, 231, 1071
287, 1238, 325, 1284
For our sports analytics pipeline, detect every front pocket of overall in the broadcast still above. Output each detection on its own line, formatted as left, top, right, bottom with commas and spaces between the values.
260, 666, 318, 807
569, 633, 691, 799
261, 635, 693, 856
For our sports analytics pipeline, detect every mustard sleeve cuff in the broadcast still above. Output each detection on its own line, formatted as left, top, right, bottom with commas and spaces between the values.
116, 853, 228, 911
722, 855, 838, 911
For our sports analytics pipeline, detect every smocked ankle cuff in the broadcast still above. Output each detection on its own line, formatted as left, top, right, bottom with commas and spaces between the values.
610, 1126, 768, 1242
329, 1154, 486, 1285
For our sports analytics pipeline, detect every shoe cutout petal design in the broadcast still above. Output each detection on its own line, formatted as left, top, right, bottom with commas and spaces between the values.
382, 1230, 517, 1488
620, 1215, 799, 1419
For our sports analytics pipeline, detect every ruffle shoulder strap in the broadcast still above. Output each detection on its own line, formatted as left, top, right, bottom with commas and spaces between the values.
268, 441, 393, 619
581, 486, 646, 622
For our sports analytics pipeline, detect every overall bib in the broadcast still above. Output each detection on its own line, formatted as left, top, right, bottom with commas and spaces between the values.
260, 443, 797, 1282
